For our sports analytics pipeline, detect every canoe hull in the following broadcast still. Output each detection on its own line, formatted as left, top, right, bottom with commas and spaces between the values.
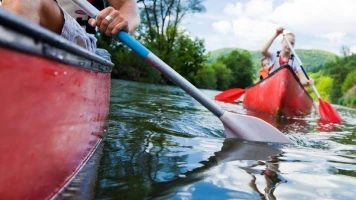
0, 47, 110, 200
243, 66, 313, 117
0, 7, 113, 200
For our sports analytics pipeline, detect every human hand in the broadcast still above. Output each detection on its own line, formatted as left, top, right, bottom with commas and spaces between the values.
88, 6, 129, 37
276, 27, 284, 36
307, 78, 314, 85
303, 78, 314, 86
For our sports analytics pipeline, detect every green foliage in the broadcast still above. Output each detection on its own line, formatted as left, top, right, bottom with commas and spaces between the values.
193, 61, 233, 90
193, 64, 217, 89
323, 54, 356, 103
207, 48, 337, 74
169, 32, 207, 83
342, 71, 356, 93
295, 50, 337, 72
95, 0, 207, 85
314, 75, 333, 102
338, 93, 356, 108
212, 62, 232, 90
318, 51, 356, 107
217, 50, 254, 88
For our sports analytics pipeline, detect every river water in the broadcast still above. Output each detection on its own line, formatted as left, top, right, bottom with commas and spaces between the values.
94, 79, 356, 200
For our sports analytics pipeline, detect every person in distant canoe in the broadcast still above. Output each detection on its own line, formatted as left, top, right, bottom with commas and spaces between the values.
259, 57, 272, 80
2, 0, 140, 59
261, 27, 313, 86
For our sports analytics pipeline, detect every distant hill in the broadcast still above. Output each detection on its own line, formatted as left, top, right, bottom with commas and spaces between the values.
207, 48, 338, 72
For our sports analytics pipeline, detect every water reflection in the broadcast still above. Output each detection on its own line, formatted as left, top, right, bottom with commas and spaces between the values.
148, 139, 285, 199
92, 80, 356, 200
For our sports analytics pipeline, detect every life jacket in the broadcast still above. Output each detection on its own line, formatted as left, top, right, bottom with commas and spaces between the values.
56, 0, 106, 34
268, 51, 294, 73
259, 68, 269, 80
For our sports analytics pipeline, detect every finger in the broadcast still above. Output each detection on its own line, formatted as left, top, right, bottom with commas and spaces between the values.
106, 14, 125, 35
88, 18, 96, 27
99, 11, 119, 33
111, 20, 129, 37
95, 7, 114, 29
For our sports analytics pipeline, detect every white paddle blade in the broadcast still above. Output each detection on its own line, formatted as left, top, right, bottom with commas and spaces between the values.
214, 141, 283, 165
220, 111, 293, 144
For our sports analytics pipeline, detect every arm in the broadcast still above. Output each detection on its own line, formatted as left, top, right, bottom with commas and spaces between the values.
296, 70, 314, 86
261, 27, 284, 58
2, 0, 64, 34
2, 0, 41, 23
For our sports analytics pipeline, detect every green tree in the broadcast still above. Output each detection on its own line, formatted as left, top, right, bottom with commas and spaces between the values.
138, 0, 205, 56
137, 0, 207, 83
212, 61, 232, 90
96, 0, 207, 84
193, 64, 216, 89
324, 53, 356, 103
315, 76, 333, 102
169, 32, 207, 83
342, 71, 356, 93
217, 50, 254, 88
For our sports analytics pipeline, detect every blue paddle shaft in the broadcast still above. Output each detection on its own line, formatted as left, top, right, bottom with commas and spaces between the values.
70, 0, 225, 117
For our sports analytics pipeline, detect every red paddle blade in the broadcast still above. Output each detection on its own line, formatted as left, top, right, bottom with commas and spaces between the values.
318, 98, 343, 124
214, 88, 245, 103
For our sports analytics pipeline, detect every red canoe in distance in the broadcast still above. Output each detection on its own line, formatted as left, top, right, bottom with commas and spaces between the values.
0, 8, 113, 199
243, 65, 313, 118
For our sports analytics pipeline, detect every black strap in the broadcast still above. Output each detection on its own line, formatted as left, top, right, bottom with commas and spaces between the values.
290, 54, 294, 66
277, 51, 295, 66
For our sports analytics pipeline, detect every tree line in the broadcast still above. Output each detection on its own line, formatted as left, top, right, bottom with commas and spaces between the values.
97, 0, 355, 108
309, 47, 356, 108
97, 0, 255, 89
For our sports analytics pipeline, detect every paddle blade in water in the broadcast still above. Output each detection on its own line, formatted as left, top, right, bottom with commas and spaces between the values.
214, 88, 245, 103
220, 111, 293, 144
318, 98, 342, 124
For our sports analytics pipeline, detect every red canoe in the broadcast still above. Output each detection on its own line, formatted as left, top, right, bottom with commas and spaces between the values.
0, 8, 113, 199
243, 65, 313, 117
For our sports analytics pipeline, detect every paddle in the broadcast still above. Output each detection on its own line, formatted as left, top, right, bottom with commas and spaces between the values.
214, 88, 245, 103
70, 0, 293, 144
283, 35, 342, 123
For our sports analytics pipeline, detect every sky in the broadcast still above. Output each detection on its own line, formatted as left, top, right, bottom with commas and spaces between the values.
182, 0, 356, 55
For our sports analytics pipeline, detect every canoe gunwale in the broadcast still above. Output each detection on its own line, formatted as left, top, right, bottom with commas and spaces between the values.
246, 64, 313, 100
0, 7, 113, 73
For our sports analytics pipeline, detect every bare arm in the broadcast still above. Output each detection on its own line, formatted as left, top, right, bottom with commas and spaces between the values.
261, 35, 277, 58
296, 70, 314, 86
2, 0, 41, 23
108, 0, 140, 34
2, 0, 64, 34
261, 27, 284, 58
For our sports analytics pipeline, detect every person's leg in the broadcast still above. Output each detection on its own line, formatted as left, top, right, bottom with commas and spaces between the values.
2, 0, 64, 34
3, 0, 97, 52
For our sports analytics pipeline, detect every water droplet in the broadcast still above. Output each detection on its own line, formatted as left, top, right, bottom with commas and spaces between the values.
54, 71, 58, 76
63, 71, 67, 75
